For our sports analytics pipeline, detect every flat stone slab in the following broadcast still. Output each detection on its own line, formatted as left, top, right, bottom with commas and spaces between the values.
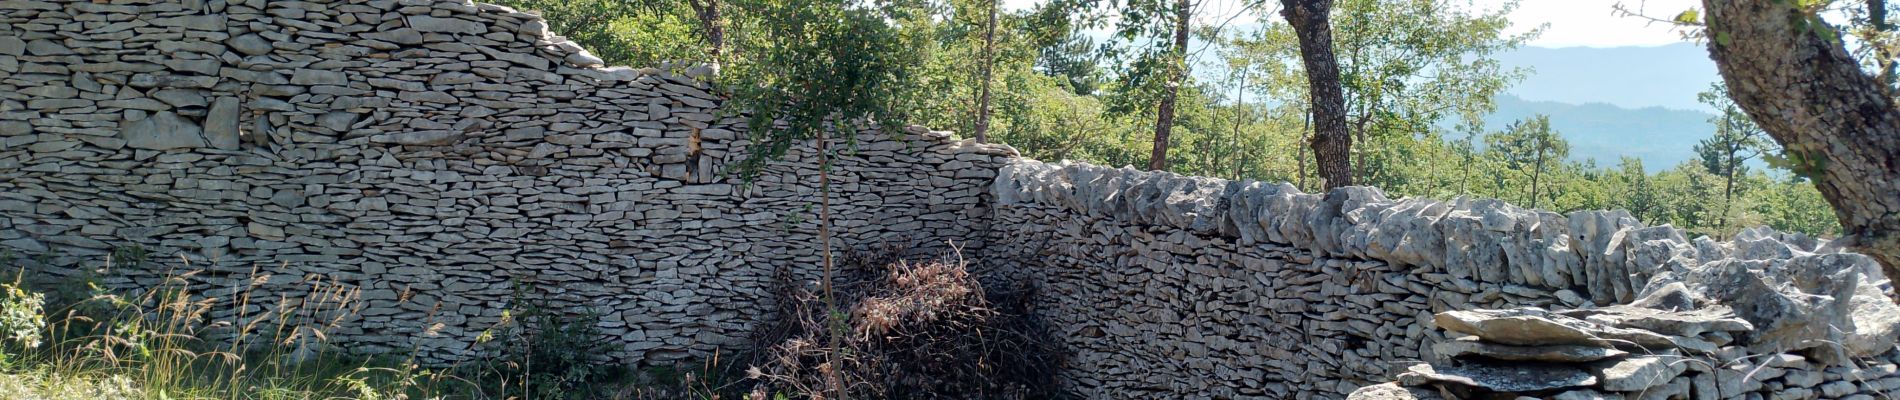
1436, 308, 1718, 354
1432, 338, 1628, 363
1397, 361, 1598, 393
1591, 356, 1688, 392
1347, 382, 1446, 400
121, 111, 206, 150
1435, 308, 1614, 347
1559, 305, 1753, 338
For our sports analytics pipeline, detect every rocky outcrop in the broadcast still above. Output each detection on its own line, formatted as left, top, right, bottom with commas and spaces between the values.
1352, 306, 1900, 400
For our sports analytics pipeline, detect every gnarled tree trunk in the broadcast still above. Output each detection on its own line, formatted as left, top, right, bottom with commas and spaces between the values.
1703, 0, 1900, 284
1282, 0, 1352, 189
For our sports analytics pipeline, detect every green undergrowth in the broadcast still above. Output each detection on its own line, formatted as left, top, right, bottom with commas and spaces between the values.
0, 247, 1052, 400
0, 251, 742, 400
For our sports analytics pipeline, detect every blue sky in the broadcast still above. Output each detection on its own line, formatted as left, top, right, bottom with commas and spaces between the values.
1002, 0, 1704, 48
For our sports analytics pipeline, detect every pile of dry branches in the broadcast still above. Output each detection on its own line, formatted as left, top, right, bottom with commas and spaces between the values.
746, 249, 1061, 399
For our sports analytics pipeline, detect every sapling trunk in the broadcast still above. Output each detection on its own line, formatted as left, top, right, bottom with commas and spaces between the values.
815, 126, 844, 400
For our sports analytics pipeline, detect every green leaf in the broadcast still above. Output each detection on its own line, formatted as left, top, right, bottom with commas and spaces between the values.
1674, 9, 1701, 25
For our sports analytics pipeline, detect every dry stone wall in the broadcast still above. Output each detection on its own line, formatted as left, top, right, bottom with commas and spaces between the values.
983, 159, 1900, 399
0, 0, 1012, 364
5, 0, 1899, 398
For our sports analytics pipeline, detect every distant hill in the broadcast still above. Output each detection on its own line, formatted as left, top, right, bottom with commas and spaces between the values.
1478, 95, 1716, 171
1494, 42, 1720, 113
1468, 43, 1724, 170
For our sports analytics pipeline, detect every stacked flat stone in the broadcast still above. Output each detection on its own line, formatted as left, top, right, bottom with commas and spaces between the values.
984, 159, 1900, 399
1349, 306, 1900, 400
0, 0, 1012, 365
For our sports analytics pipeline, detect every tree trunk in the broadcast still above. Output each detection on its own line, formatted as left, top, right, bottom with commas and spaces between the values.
1230, 64, 1251, 179
1459, 133, 1474, 195
973, 0, 997, 143
1531, 144, 1544, 208
1703, 0, 1900, 286
1147, 0, 1191, 171
1874, 0, 1897, 88
1282, 0, 1352, 189
1298, 109, 1310, 190
1719, 113, 1737, 233
692, 0, 724, 63
816, 127, 843, 400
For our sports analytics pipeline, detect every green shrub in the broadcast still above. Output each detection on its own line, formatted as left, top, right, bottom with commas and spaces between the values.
470, 281, 616, 400
0, 276, 46, 367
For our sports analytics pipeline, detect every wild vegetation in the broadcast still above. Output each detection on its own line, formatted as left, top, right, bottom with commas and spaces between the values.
0, 246, 1053, 399
492, 0, 1845, 240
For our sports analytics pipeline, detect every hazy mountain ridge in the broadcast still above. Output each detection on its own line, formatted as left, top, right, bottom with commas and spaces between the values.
1476, 43, 1723, 170
1479, 95, 1715, 170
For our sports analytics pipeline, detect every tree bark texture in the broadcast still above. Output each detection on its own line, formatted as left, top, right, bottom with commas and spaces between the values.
1703, 0, 1900, 285
1282, 0, 1352, 189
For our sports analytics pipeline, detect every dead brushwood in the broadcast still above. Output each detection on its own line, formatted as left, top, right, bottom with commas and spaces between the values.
746, 247, 1062, 399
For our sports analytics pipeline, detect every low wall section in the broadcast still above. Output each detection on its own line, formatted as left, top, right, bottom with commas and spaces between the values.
983, 159, 1900, 399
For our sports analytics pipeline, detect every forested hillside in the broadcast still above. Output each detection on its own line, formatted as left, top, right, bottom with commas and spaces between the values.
489, 0, 1838, 238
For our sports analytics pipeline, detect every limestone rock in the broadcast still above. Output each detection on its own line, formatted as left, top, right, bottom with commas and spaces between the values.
1682, 254, 1864, 359
150, 15, 226, 31
318, 112, 358, 133
1629, 281, 1702, 311
1558, 305, 1753, 338
0, 36, 23, 56
1845, 277, 1900, 356
25, 39, 71, 56
407, 16, 486, 34
1432, 338, 1628, 363
1434, 308, 1613, 347
566, 51, 605, 68
121, 111, 206, 150
371, 131, 460, 146
1551, 390, 1624, 400
291, 69, 348, 85
227, 34, 272, 56
205, 97, 240, 150
519, 19, 549, 37
1591, 356, 1688, 392
1347, 382, 1445, 400
1396, 362, 1597, 393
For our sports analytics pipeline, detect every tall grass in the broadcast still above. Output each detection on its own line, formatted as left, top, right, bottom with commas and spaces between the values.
0, 253, 454, 400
